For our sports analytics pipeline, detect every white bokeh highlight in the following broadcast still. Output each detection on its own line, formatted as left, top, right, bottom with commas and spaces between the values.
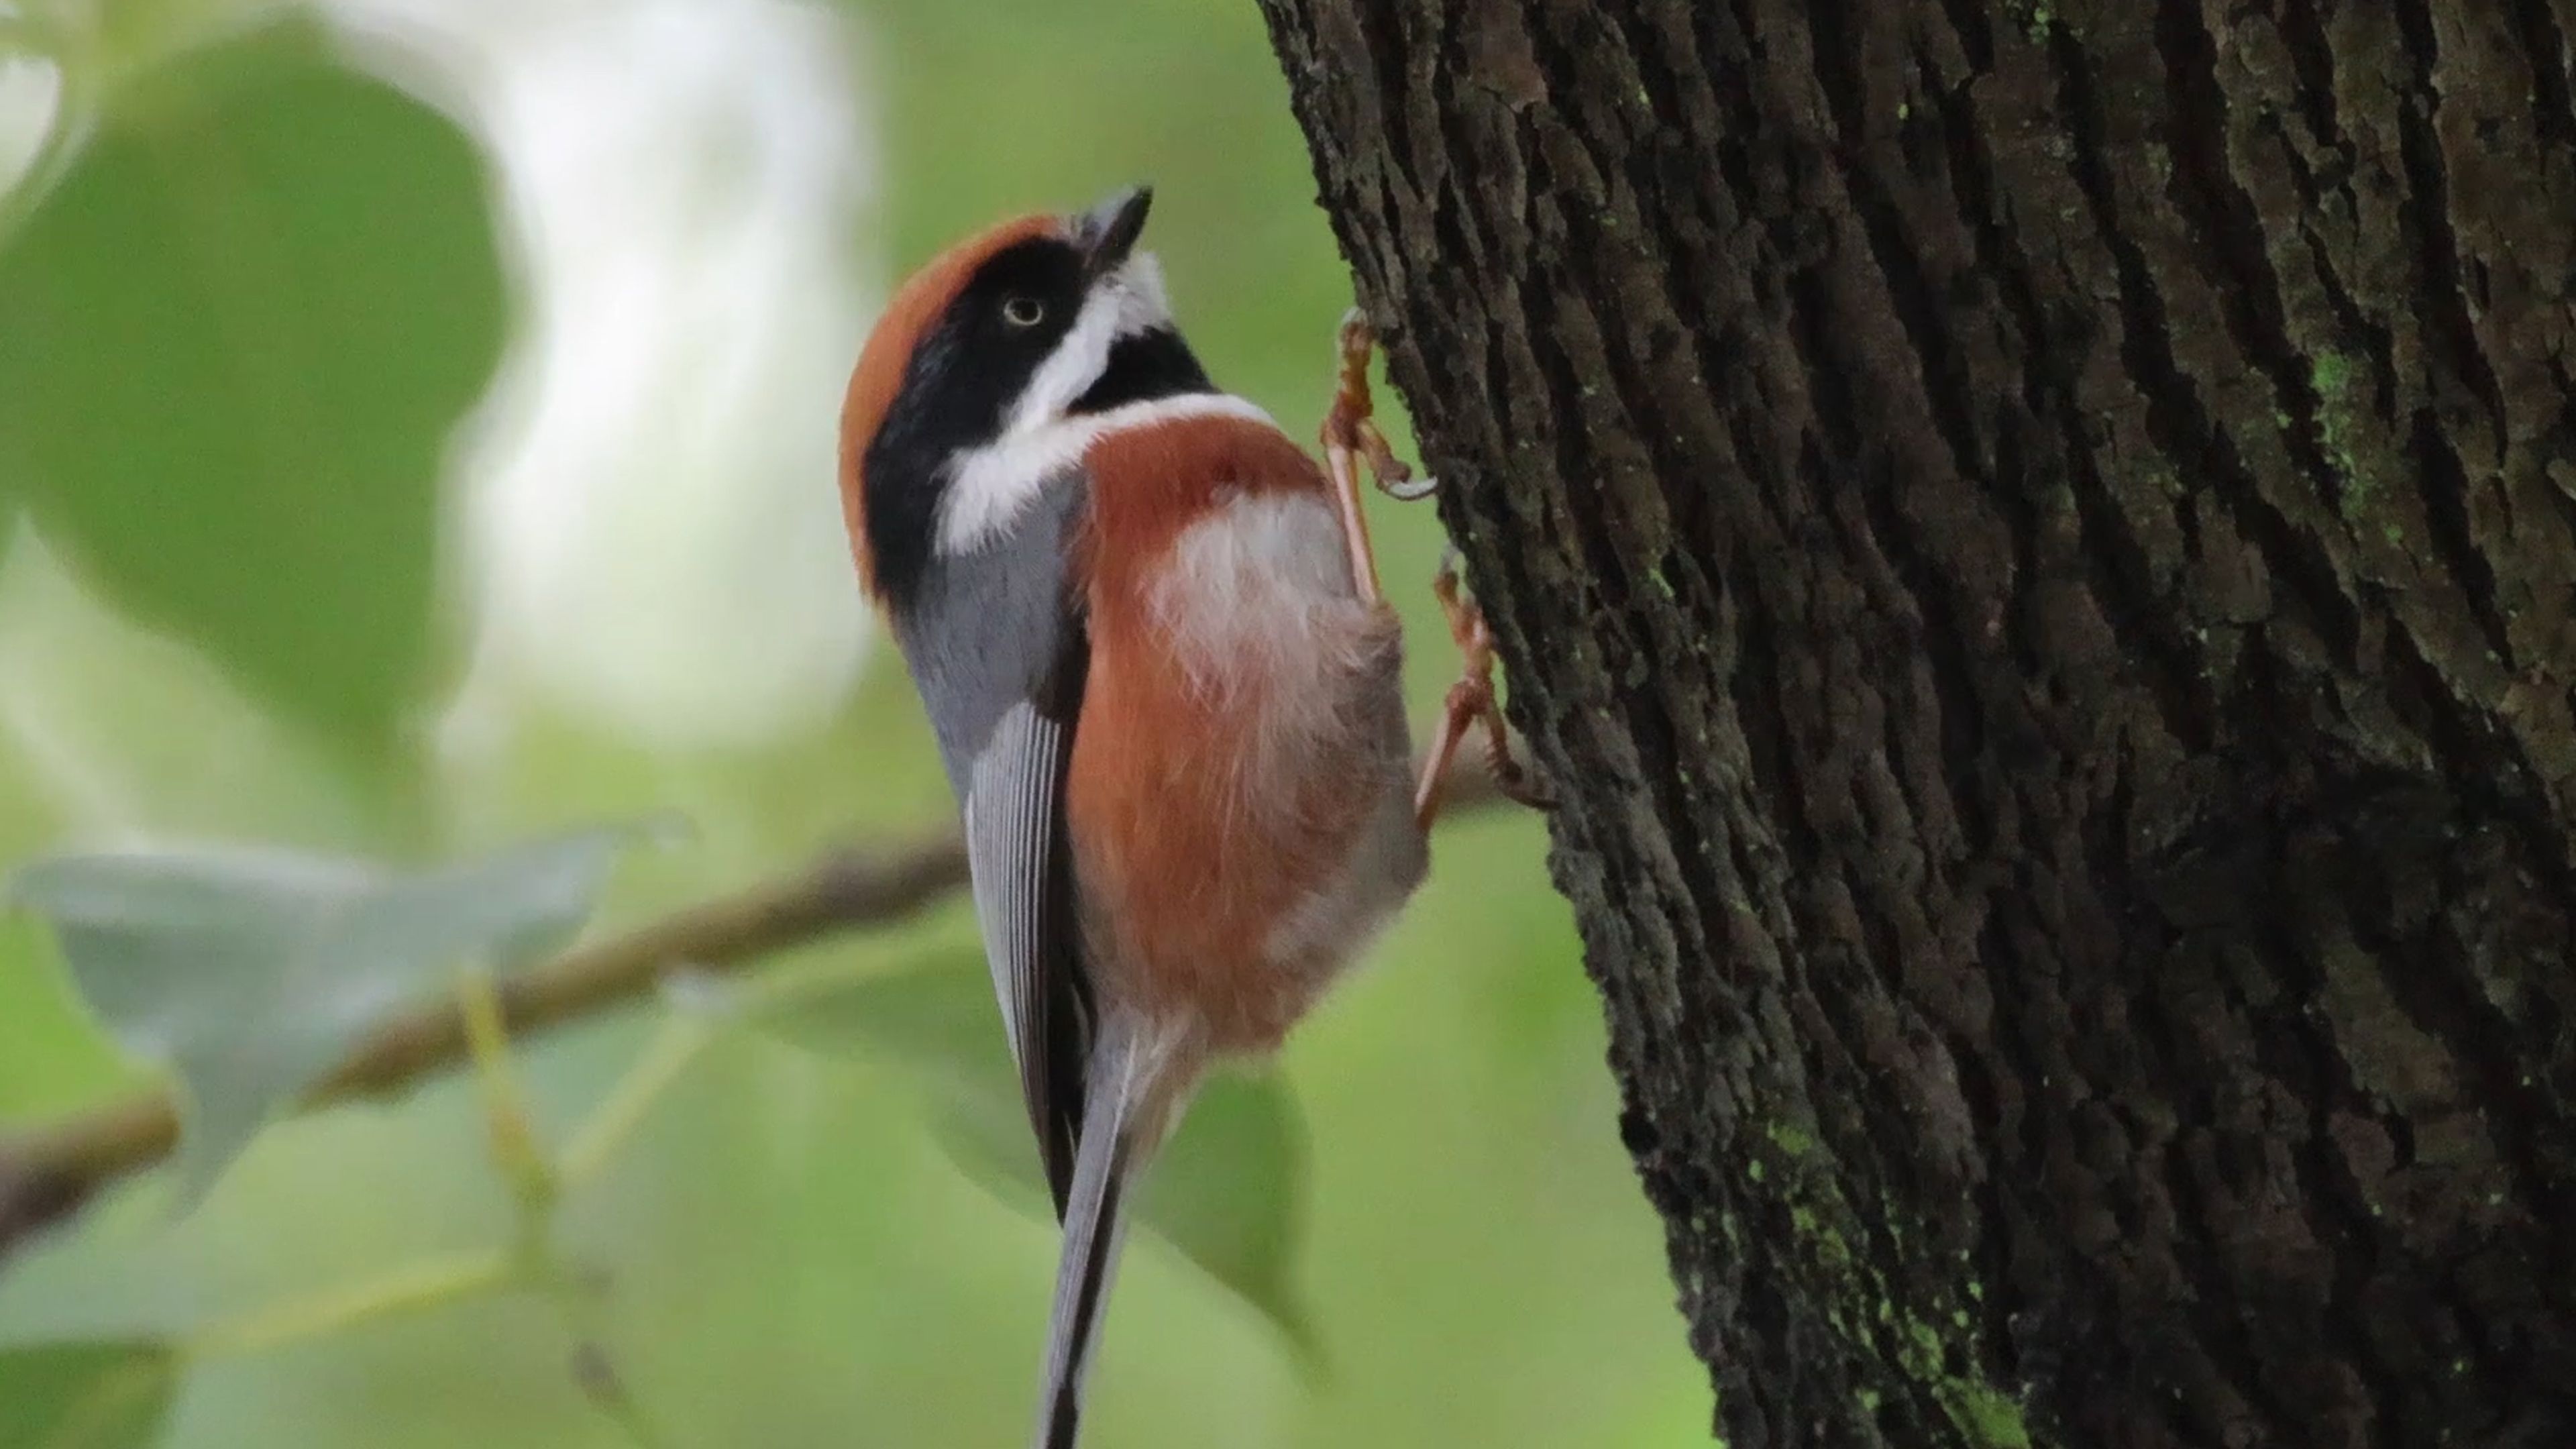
329, 0, 883, 753
0, 47, 64, 201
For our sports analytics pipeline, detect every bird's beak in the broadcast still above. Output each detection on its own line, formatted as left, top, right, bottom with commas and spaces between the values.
1074, 184, 1152, 282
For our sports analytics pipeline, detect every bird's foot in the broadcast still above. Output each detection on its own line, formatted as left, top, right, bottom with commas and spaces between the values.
1324, 311, 1548, 826
1413, 549, 1554, 830
1327, 309, 1438, 501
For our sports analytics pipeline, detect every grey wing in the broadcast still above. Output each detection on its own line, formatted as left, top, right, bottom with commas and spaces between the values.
961, 692, 1089, 1216
898, 478, 1092, 1215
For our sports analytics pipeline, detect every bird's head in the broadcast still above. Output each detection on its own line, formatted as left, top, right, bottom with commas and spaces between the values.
839, 185, 1211, 608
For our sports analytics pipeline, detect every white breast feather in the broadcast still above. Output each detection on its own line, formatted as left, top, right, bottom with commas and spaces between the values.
938, 393, 1275, 559
1154, 490, 1368, 696
1155, 490, 1426, 973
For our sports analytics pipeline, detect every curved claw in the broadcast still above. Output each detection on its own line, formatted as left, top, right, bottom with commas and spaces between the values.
1338, 305, 1373, 348
1483, 745, 1558, 813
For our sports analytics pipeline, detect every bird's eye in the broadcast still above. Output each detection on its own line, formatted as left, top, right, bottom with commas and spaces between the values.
1001, 295, 1046, 327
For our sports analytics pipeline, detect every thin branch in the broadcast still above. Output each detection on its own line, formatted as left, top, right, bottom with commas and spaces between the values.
556, 1012, 715, 1193
0, 833, 967, 1258
183, 1248, 516, 1360
0, 768, 1512, 1260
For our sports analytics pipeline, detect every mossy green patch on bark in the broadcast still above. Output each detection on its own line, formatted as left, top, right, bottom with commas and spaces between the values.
1944, 1382, 2036, 1449
2308, 350, 2396, 543
1762, 1138, 2042, 1448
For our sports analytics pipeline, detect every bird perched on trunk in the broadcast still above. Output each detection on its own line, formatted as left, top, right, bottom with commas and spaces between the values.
837, 185, 1540, 1448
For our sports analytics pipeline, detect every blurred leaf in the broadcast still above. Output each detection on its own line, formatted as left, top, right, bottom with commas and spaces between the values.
0, 525, 372, 845
0, 1338, 176, 1449
91, 1, 307, 82
761, 957, 1317, 1347
1133, 1072, 1316, 1358
757, 947, 1011, 1090
0, 713, 138, 1124
0, 17, 506, 775
0, 915, 139, 1126
6, 826, 645, 1205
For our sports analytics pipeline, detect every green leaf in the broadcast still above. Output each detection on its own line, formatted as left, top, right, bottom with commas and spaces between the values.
1132, 1072, 1316, 1358
760, 957, 1318, 1348
757, 948, 1014, 1092
6, 827, 645, 1205
0, 17, 506, 773
0, 915, 140, 1126
0, 525, 374, 846
0, 1338, 178, 1449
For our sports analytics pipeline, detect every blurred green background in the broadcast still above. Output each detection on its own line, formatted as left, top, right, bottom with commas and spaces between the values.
0, 0, 1704, 1444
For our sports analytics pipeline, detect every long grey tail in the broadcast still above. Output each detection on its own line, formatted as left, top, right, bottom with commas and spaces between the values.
1034, 1022, 1164, 1449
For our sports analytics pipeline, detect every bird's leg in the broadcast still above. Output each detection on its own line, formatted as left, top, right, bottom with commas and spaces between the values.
1320, 309, 1393, 608
1327, 309, 1439, 502
1321, 309, 1551, 828
1322, 308, 1450, 609
1412, 550, 1552, 830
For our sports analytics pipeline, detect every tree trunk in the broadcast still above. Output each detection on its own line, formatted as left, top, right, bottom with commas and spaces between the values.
1254, 1, 2576, 1444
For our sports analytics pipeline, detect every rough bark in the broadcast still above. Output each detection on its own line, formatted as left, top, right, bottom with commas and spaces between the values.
1254, 1, 2576, 1445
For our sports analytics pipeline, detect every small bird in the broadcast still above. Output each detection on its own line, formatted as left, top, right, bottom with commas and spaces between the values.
837, 186, 1536, 1448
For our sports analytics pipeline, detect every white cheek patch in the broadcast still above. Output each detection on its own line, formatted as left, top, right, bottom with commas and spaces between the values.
935, 253, 1217, 560
1004, 253, 1175, 439
1113, 254, 1173, 334
1006, 284, 1122, 440
937, 391, 1275, 559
